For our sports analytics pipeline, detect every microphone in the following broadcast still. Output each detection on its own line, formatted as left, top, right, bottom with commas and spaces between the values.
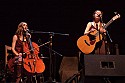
26, 29, 34, 33
97, 14, 102, 17
25, 29, 31, 36
26, 29, 30, 32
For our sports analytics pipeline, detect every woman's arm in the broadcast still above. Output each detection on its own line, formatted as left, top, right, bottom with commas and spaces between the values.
84, 22, 91, 34
11, 35, 19, 56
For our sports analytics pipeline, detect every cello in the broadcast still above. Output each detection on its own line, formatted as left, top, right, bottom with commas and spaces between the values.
23, 34, 45, 74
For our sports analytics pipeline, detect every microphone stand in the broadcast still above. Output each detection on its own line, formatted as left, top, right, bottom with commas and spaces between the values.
31, 30, 68, 82
100, 16, 113, 43
20, 29, 26, 83
106, 30, 113, 43
48, 33, 53, 82
100, 16, 113, 55
100, 17, 113, 55
47, 32, 66, 82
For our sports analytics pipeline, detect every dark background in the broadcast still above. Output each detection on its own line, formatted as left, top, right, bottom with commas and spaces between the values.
0, 0, 125, 55
0, 0, 125, 82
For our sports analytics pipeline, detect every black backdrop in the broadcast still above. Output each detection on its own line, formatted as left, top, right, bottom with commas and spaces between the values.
0, 0, 125, 82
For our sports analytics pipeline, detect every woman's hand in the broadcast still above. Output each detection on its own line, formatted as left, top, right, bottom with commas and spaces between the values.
100, 28, 106, 33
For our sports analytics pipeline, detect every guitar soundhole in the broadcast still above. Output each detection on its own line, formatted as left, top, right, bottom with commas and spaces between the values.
88, 34, 96, 41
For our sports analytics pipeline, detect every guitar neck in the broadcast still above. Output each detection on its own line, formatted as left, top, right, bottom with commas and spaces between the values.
104, 19, 114, 29
94, 18, 114, 37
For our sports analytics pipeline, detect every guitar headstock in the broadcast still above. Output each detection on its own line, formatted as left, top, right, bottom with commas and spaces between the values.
112, 14, 120, 21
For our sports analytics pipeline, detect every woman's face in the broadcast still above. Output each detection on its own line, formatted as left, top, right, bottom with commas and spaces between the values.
22, 23, 28, 31
94, 10, 102, 19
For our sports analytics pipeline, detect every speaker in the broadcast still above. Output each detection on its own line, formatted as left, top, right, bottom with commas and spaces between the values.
59, 56, 78, 83
84, 55, 125, 76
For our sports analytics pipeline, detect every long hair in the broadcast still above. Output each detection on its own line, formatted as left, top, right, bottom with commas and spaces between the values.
15, 22, 27, 36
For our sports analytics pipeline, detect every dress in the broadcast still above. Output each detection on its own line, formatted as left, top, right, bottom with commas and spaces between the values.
89, 22, 106, 55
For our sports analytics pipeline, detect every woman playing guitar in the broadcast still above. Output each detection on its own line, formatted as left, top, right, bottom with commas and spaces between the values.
77, 10, 120, 55
84, 10, 106, 55
77, 10, 107, 55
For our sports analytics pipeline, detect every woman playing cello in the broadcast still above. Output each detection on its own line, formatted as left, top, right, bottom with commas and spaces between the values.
11, 22, 45, 83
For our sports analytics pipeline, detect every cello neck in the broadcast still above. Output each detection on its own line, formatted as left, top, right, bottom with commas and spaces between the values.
29, 39, 34, 52
27, 36, 34, 52
25, 31, 34, 52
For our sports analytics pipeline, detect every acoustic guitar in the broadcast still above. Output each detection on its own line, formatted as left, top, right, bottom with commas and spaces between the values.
77, 14, 120, 54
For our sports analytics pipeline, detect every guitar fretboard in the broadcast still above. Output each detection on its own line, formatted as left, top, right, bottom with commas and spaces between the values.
104, 19, 114, 29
